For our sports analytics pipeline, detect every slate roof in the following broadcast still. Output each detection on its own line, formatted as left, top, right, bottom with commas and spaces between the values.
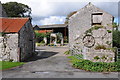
0, 18, 29, 33
37, 24, 68, 29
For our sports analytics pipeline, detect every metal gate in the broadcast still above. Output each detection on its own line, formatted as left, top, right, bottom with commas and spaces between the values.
117, 48, 120, 61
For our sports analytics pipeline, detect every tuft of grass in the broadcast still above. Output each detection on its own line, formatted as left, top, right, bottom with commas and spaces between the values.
94, 56, 100, 60
0, 61, 24, 70
95, 44, 106, 50
64, 50, 70, 55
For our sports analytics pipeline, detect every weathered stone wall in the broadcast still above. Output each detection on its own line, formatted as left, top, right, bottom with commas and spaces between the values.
0, 20, 35, 62
68, 3, 115, 62
19, 20, 35, 61
82, 49, 115, 62
0, 34, 19, 61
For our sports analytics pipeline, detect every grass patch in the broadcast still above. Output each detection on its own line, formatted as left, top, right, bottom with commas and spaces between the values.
68, 55, 120, 72
36, 42, 45, 46
0, 61, 24, 70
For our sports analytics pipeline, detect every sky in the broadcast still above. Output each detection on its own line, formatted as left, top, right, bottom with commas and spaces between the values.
1, 0, 120, 25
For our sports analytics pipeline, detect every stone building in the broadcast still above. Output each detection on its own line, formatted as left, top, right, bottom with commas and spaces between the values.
0, 18, 35, 62
69, 3, 115, 62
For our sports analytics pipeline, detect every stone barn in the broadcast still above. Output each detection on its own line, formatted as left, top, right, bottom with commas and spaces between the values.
69, 3, 115, 62
0, 18, 35, 62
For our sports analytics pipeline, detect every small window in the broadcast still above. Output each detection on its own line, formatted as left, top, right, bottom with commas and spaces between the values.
92, 13, 103, 25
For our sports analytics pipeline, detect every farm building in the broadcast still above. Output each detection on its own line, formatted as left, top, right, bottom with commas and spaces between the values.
69, 2, 115, 62
0, 18, 35, 62
34, 24, 68, 41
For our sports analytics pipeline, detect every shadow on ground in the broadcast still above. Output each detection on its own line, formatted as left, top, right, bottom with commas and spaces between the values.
25, 51, 59, 62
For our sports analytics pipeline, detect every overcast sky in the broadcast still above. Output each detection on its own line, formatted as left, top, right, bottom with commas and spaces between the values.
1, 0, 120, 25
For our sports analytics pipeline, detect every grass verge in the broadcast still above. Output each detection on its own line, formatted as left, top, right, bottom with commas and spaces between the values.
0, 61, 24, 70
68, 55, 120, 72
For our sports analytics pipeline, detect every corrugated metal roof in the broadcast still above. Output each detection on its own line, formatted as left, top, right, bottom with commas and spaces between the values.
37, 24, 68, 29
0, 18, 29, 33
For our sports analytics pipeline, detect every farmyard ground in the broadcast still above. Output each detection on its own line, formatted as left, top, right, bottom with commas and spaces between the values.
2, 46, 119, 78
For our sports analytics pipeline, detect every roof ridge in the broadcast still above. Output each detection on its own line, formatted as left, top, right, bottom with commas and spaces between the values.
38, 24, 68, 26
69, 2, 113, 19
0, 17, 29, 19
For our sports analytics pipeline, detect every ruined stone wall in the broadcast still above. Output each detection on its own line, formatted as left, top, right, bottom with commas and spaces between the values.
68, 3, 115, 62
0, 34, 19, 61
19, 20, 35, 61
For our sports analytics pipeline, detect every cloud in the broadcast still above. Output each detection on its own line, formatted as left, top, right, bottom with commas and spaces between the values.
33, 16, 66, 25
1, 0, 119, 25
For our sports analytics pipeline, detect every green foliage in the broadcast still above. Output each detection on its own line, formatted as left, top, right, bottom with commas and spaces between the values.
57, 40, 61, 43
36, 43, 40, 46
93, 25, 104, 30
64, 50, 70, 55
48, 43, 55, 46
36, 41, 45, 46
9, 59, 14, 62
85, 29, 92, 34
73, 54, 83, 60
106, 41, 112, 45
0, 61, 24, 70
35, 32, 46, 38
107, 30, 112, 33
106, 47, 117, 52
85, 25, 104, 34
50, 43, 55, 46
112, 23, 118, 28
64, 36, 68, 43
0, 32, 6, 36
2, 2, 31, 17
68, 56, 83, 63
101, 55, 107, 59
94, 56, 100, 60
113, 30, 120, 48
57, 32, 63, 40
40, 41, 45, 43
68, 55, 120, 72
45, 32, 51, 38
95, 44, 106, 50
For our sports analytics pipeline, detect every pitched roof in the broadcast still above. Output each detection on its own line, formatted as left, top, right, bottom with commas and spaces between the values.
37, 24, 68, 29
0, 18, 29, 33
69, 2, 113, 19
36, 30, 53, 33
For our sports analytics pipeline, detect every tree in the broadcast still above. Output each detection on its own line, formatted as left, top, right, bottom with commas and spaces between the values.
2, 2, 31, 17
113, 30, 120, 48
112, 22, 119, 30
